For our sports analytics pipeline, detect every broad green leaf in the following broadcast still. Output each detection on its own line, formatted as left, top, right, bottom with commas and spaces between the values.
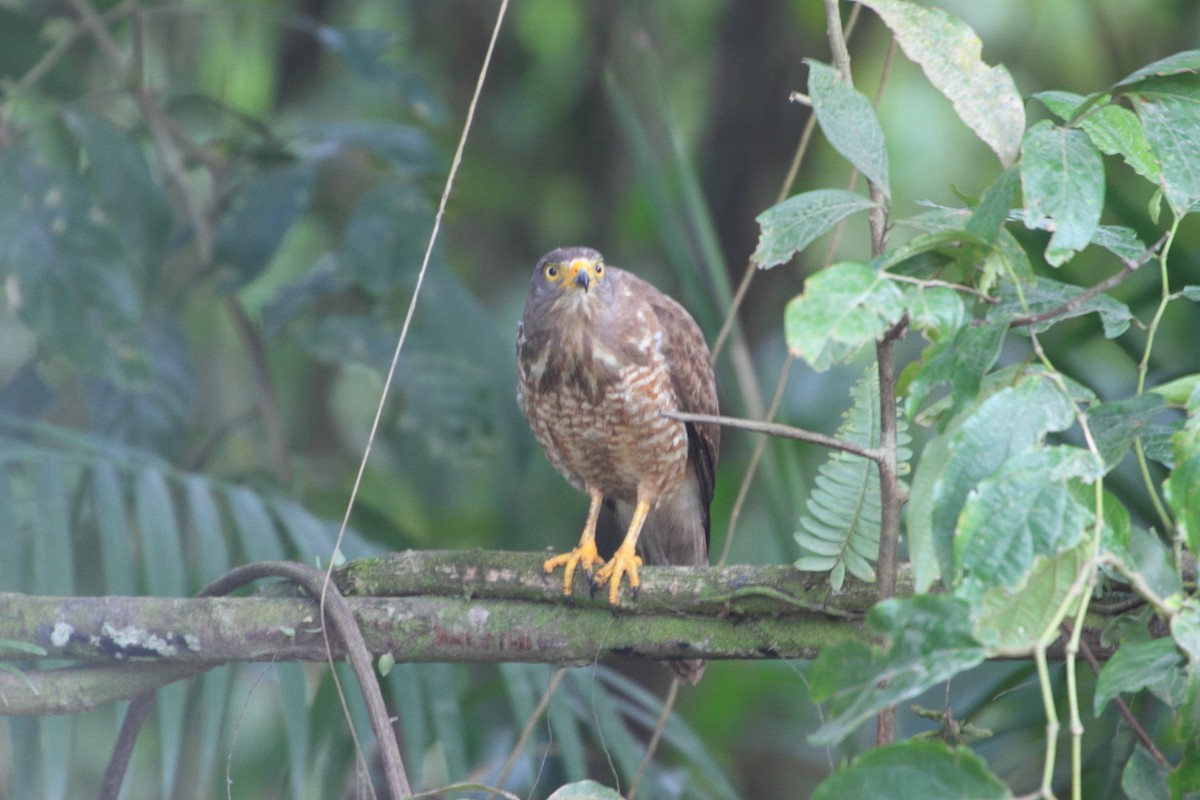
1094, 638, 1184, 716
1172, 602, 1200, 667
1114, 49, 1200, 90
1087, 393, 1168, 471
1164, 388, 1200, 554
753, 190, 877, 269
966, 166, 1020, 246
340, 182, 438, 295
783, 262, 905, 370
135, 467, 186, 596
1184, 286, 1200, 302
1089, 224, 1151, 263
810, 740, 1010, 800
61, 108, 172, 268
809, 596, 986, 745
806, 59, 890, 197
954, 447, 1099, 602
1126, 76, 1200, 216
1125, 526, 1183, 602
1020, 120, 1105, 266
975, 541, 1090, 655
0, 150, 139, 363
901, 284, 964, 343
857, 0, 1024, 166
990, 275, 1132, 338
901, 319, 1006, 424
908, 375, 1075, 588
214, 164, 314, 291
1122, 744, 1170, 800
1035, 91, 1161, 184
547, 781, 624, 800
1152, 373, 1200, 405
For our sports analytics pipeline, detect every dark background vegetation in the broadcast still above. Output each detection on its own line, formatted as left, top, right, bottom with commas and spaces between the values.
0, 0, 1197, 797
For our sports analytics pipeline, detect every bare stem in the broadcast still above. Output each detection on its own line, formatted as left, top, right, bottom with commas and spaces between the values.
663, 410, 882, 464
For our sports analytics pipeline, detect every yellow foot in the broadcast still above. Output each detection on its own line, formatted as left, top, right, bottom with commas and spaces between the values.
593, 546, 643, 608
543, 538, 604, 600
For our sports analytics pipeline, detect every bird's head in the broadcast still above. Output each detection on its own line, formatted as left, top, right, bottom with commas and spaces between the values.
524, 246, 611, 325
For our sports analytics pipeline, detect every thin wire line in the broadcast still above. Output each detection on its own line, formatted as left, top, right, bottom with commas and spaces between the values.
316, 1, 512, 792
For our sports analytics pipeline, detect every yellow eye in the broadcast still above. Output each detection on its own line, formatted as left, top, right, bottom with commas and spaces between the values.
544, 264, 559, 280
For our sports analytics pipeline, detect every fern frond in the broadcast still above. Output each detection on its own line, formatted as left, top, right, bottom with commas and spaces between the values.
795, 366, 911, 591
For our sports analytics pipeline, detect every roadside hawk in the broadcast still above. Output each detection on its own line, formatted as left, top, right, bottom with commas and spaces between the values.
516, 246, 719, 683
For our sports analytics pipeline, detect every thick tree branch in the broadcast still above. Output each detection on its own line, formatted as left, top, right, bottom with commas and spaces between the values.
0, 551, 1124, 717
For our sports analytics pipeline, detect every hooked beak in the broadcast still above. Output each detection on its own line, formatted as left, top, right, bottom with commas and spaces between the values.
572, 261, 591, 291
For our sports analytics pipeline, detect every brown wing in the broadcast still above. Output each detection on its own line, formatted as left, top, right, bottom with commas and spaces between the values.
643, 285, 720, 544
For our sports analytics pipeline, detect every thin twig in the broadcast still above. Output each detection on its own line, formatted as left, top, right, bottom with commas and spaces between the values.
663, 410, 882, 464
1010, 232, 1166, 329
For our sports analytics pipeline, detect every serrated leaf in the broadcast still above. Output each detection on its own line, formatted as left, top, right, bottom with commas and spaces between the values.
989, 275, 1132, 338
857, 0, 1024, 166
954, 447, 1099, 602
1020, 120, 1105, 266
752, 190, 877, 269
1087, 393, 1168, 471
806, 59, 890, 197
975, 540, 1090, 655
1094, 638, 1184, 716
796, 367, 910, 591
784, 262, 905, 370
810, 740, 1010, 800
907, 375, 1076, 589
1035, 91, 1161, 185
809, 596, 985, 746
1126, 75, 1200, 216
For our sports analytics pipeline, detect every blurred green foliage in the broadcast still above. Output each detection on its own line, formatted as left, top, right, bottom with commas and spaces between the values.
0, 0, 1197, 798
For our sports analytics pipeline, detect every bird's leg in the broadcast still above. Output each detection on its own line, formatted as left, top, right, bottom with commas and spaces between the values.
543, 487, 606, 600
593, 495, 650, 609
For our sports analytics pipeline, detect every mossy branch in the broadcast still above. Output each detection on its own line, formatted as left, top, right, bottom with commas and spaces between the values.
0, 550, 1120, 716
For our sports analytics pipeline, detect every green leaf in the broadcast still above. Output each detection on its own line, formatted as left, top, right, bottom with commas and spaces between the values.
975, 540, 1090, 655
1114, 49, 1200, 89
339, 182, 438, 295
1164, 390, 1200, 554
783, 262, 906, 371
227, 486, 286, 563
1035, 91, 1161, 184
135, 467, 186, 596
93, 462, 136, 596
1094, 638, 1184, 716
547, 781, 624, 800
32, 457, 73, 596
806, 59, 890, 197
907, 375, 1075, 590
1152, 373, 1200, 405
954, 447, 1099, 602
753, 190, 877, 269
1087, 393, 1168, 471
795, 368, 911, 590
1122, 744, 1170, 800
810, 740, 1011, 800
186, 475, 230, 587
1172, 602, 1200, 667
809, 596, 986, 745
214, 164, 314, 291
856, 0, 1025, 166
276, 663, 310, 800
298, 121, 442, 173
990, 275, 1132, 338
1020, 120, 1105, 266
966, 166, 1020, 246
901, 284, 964, 343
1125, 75, 1200, 216
901, 319, 1006, 424
1125, 527, 1183, 603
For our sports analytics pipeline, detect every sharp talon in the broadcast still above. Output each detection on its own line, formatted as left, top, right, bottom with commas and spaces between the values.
563, 594, 575, 608
609, 603, 619, 618
631, 585, 640, 600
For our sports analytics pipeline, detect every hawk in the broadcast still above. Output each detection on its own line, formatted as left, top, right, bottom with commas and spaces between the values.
516, 246, 719, 683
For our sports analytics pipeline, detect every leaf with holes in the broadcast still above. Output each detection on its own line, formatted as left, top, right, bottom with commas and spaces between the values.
1020, 121, 1105, 266
753, 190, 878, 269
